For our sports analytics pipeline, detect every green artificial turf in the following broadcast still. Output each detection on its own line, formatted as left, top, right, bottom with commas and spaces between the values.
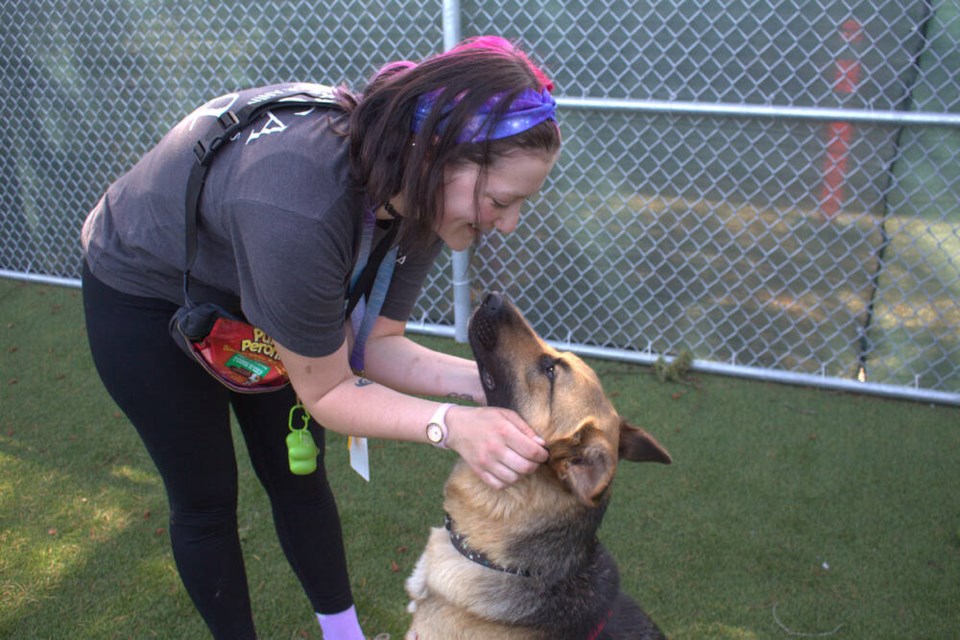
1, 278, 958, 639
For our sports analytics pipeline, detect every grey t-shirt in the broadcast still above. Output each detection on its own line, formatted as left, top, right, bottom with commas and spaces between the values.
82, 83, 443, 357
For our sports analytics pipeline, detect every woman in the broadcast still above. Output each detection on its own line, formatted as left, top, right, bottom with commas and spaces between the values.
81, 36, 560, 639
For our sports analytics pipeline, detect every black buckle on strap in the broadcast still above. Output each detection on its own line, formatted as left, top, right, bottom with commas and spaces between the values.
192, 111, 241, 166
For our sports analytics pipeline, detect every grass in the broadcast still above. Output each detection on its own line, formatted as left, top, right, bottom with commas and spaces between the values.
1, 277, 959, 639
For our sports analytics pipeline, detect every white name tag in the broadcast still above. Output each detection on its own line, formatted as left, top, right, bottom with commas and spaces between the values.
348, 436, 370, 482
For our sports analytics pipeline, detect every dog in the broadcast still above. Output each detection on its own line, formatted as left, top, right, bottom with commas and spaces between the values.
405, 292, 672, 639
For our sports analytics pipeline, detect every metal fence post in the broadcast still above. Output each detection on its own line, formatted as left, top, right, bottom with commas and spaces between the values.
442, 0, 472, 343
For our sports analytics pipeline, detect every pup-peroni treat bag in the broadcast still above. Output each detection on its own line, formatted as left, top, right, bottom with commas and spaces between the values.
196, 320, 286, 387
178, 306, 289, 391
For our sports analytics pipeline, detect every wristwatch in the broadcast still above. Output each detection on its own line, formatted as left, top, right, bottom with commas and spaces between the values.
425, 403, 454, 449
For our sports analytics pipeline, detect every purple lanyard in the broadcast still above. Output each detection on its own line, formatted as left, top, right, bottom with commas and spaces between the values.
347, 207, 398, 375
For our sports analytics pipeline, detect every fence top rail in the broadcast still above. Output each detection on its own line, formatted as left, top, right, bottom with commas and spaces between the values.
557, 97, 960, 128
408, 320, 960, 408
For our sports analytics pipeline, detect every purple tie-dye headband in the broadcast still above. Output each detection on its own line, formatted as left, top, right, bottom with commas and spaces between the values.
411, 87, 557, 143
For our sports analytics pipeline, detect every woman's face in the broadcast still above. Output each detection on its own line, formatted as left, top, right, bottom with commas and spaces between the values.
435, 150, 559, 252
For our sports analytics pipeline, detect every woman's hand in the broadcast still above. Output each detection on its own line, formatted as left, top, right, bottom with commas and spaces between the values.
444, 405, 548, 489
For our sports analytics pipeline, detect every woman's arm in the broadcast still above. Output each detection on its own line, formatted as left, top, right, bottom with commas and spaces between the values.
274, 334, 547, 489
358, 316, 486, 404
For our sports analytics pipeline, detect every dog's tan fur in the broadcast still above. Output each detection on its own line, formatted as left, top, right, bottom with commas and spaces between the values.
405, 294, 670, 639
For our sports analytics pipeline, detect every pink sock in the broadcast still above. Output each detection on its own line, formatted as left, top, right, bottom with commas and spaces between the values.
316, 605, 365, 640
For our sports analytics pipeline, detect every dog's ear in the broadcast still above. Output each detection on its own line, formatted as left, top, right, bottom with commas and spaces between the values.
547, 420, 617, 508
619, 420, 672, 464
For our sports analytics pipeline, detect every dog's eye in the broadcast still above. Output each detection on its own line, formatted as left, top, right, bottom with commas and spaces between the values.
540, 356, 556, 381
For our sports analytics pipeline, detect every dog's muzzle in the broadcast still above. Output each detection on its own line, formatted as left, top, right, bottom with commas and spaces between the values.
470, 293, 507, 393
471, 293, 504, 351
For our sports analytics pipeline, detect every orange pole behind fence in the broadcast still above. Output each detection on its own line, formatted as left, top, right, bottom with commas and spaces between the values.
819, 19, 864, 220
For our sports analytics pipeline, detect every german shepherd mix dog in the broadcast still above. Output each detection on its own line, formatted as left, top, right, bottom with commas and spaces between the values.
405, 293, 672, 639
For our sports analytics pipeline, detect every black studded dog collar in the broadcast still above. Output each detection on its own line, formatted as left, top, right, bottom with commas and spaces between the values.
444, 513, 538, 578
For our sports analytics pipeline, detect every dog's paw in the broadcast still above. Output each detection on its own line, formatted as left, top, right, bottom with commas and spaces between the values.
405, 554, 429, 600
406, 600, 418, 613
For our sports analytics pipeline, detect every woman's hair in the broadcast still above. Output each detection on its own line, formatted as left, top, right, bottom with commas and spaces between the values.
337, 36, 561, 251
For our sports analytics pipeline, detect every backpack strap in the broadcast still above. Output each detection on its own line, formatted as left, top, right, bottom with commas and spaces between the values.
181, 85, 341, 304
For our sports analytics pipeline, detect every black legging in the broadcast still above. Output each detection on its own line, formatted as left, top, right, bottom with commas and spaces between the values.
82, 263, 354, 639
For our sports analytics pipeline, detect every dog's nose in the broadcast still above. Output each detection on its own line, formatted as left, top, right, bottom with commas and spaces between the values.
482, 292, 504, 313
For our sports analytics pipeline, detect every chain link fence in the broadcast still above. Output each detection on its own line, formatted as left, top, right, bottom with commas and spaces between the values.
2, 1, 958, 404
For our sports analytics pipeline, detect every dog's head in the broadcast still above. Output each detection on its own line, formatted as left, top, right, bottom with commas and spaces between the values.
469, 292, 671, 508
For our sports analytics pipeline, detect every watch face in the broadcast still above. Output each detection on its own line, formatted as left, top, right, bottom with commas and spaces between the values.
426, 423, 443, 443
